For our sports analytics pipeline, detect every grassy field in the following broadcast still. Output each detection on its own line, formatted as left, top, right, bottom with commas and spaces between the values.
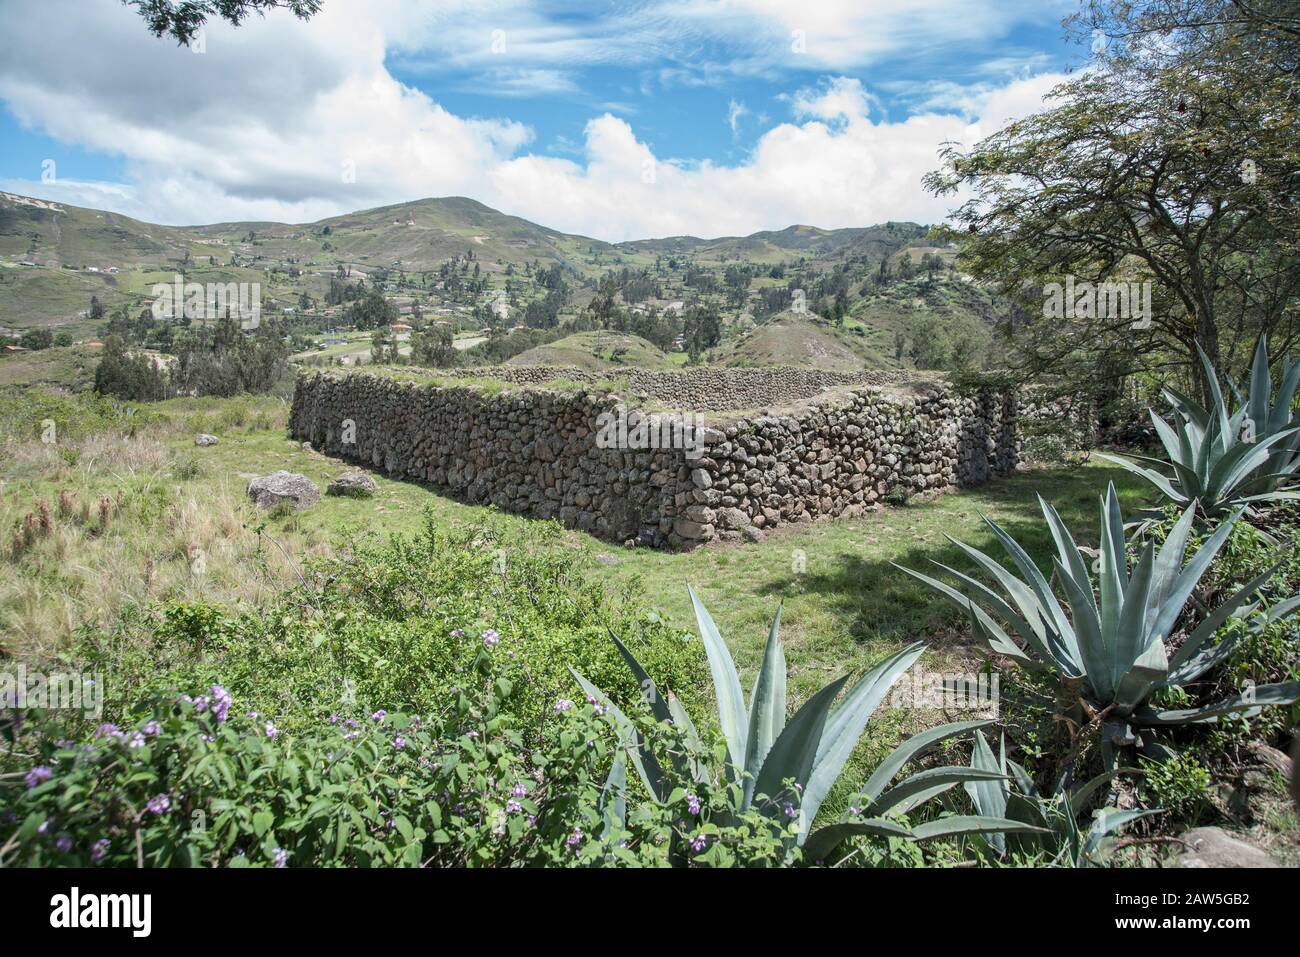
3, 386, 1296, 863
1, 389, 1146, 678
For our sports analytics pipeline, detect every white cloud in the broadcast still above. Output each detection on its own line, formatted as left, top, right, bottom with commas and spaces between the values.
726, 99, 749, 135
0, 0, 1066, 240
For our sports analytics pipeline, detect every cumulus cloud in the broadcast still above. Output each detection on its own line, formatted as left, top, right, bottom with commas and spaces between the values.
0, 0, 1064, 240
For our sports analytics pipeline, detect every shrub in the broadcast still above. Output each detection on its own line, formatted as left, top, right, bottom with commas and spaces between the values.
73, 512, 708, 736
0, 657, 787, 868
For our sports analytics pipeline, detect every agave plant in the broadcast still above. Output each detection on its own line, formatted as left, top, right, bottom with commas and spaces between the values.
1099, 337, 1300, 521
964, 731, 1161, 867
575, 587, 1045, 860
898, 483, 1300, 770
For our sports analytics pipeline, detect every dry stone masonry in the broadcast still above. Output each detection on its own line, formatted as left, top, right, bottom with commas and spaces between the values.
437, 365, 923, 412
289, 368, 1021, 549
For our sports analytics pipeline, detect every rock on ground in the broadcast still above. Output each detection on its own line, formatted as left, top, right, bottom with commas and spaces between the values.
247, 471, 321, 510
1174, 827, 1281, 868
326, 471, 377, 498
195, 434, 219, 447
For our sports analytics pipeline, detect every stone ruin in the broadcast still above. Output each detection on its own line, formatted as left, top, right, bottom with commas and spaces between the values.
288, 366, 1022, 549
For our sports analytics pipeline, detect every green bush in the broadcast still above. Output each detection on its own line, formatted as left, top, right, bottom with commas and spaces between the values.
75, 512, 708, 735
0, 656, 788, 868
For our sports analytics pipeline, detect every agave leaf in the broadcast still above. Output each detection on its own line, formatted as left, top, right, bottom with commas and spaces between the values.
1248, 336, 1271, 430
609, 630, 673, 725
1147, 510, 1243, 646
930, 560, 1046, 654
1040, 496, 1094, 606
1148, 504, 1196, 615
909, 815, 1050, 841
981, 513, 1082, 662
570, 668, 668, 803
743, 604, 787, 798
893, 563, 1035, 663
687, 585, 748, 775
1164, 563, 1278, 684
753, 673, 850, 825
597, 757, 627, 842
1053, 556, 1113, 701
1112, 541, 1156, 674
1095, 452, 1187, 502
801, 642, 927, 831
1269, 353, 1300, 433
870, 766, 1007, 817
859, 719, 994, 803
1112, 637, 1168, 714
801, 818, 915, 862
1066, 769, 1125, 818
965, 730, 1008, 854
1080, 808, 1163, 863
1132, 680, 1300, 725
1005, 757, 1039, 799
1195, 342, 1233, 454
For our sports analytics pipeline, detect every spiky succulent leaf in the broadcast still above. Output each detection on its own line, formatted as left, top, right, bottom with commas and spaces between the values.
687, 585, 748, 776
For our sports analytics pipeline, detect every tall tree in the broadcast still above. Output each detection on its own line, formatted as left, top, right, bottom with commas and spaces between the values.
925, 0, 1300, 400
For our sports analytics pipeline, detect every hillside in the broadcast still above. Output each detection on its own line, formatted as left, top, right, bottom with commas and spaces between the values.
708, 311, 878, 372
0, 190, 943, 332
506, 331, 673, 371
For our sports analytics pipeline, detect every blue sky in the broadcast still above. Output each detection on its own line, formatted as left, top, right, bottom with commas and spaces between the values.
0, 0, 1086, 240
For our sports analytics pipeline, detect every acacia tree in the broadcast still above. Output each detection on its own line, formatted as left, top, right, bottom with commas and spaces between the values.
123, 0, 322, 45
924, 0, 1299, 401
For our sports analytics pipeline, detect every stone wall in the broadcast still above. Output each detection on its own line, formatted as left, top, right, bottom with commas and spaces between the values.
289, 370, 1020, 549
436, 365, 928, 412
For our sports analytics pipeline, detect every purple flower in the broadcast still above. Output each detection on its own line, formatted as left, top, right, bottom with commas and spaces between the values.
848, 806, 861, 817
265, 721, 278, 740
329, 713, 340, 724
272, 847, 289, 869
783, 801, 797, 819
55, 836, 73, 853
371, 709, 386, 722
392, 736, 406, 749
193, 695, 210, 713
686, 792, 701, 816
511, 783, 528, 799
209, 685, 232, 723
343, 718, 359, 728
554, 699, 574, 713
689, 834, 708, 853
481, 628, 499, 648
142, 721, 161, 737
94, 723, 121, 739
90, 839, 109, 863
128, 732, 146, 749
146, 794, 171, 815
450, 628, 465, 639
25, 766, 53, 789
567, 827, 583, 847
506, 799, 523, 814
343, 731, 359, 741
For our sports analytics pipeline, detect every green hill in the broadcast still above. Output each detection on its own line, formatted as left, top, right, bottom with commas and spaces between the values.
507, 331, 673, 371
709, 311, 878, 372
